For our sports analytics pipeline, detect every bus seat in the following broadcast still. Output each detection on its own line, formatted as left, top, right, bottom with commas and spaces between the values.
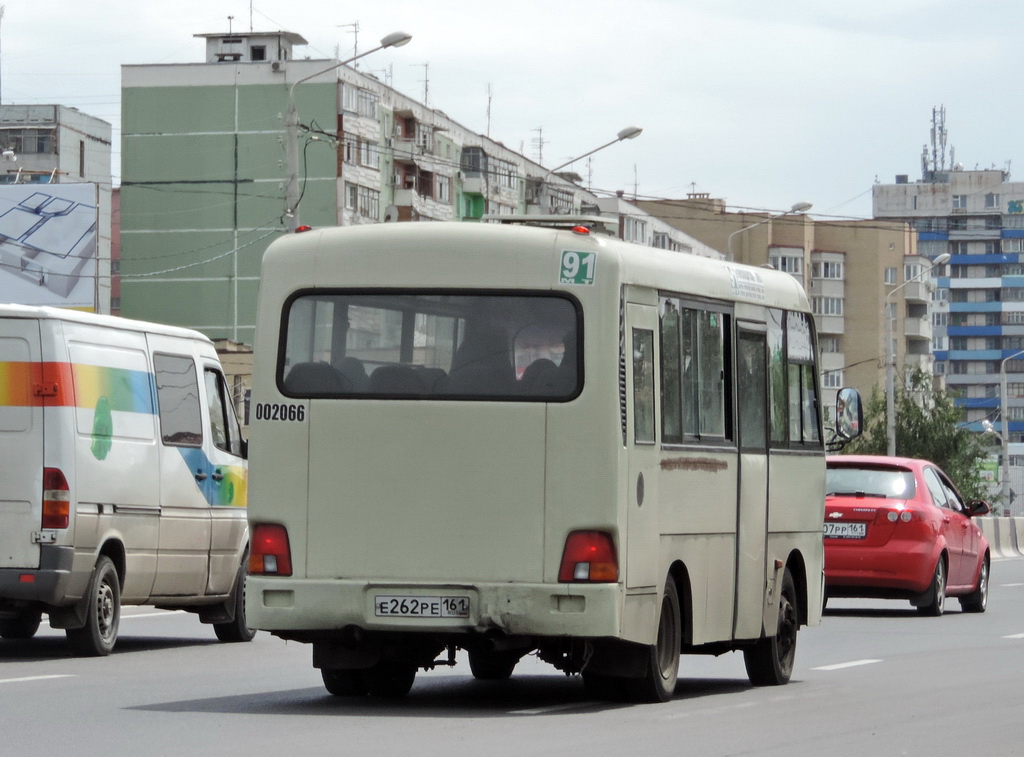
335, 356, 369, 391
368, 365, 428, 395
446, 325, 514, 394
285, 361, 351, 394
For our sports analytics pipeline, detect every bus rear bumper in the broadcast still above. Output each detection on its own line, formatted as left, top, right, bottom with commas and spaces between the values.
247, 576, 624, 640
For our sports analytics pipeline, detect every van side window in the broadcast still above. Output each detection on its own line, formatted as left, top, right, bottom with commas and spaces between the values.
205, 368, 243, 456
154, 353, 202, 447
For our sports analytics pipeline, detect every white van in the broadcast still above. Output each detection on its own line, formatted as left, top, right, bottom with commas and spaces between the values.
0, 304, 252, 655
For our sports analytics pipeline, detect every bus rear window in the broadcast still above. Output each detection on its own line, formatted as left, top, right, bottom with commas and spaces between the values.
279, 292, 580, 400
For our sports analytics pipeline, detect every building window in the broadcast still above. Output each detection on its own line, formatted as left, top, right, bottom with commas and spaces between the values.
822, 370, 843, 389
435, 175, 451, 203
250, 45, 266, 61
344, 182, 357, 210
985, 193, 1000, 209
952, 194, 967, 209
357, 186, 380, 219
949, 216, 967, 230
819, 336, 840, 353
812, 261, 843, 279
769, 250, 803, 274
885, 267, 897, 285
624, 217, 647, 244
932, 312, 947, 327
1004, 239, 1024, 253
812, 297, 843, 316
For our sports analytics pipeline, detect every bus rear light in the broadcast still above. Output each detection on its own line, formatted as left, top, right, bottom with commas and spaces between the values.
559, 530, 618, 582
42, 467, 70, 529
250, 523, 292, 576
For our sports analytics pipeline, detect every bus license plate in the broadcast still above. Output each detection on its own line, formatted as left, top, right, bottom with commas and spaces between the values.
823, 522, 867, 539
374, 595, 470, 618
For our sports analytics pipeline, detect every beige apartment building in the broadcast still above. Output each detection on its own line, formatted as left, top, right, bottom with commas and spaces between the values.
637, 196, 927, 414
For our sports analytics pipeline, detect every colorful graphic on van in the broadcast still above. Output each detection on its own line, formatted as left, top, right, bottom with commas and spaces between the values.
177, 446, 248, 508
0, 360, 246, 506
0, 361, 33, 406
0, 361, 156, 412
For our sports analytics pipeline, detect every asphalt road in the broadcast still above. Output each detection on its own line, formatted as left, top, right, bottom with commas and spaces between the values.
2, 558, 1022, 757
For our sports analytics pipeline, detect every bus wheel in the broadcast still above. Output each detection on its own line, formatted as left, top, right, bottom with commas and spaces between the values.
626, 579, 680, 703
66, 556, 120, 656
0, 610, 42, 639
744, 568, 797, 686
362, 661, 416, 698
322, 668, 368, 697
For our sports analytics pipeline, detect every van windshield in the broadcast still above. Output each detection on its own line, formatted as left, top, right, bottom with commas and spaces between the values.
280, 291, 581, 400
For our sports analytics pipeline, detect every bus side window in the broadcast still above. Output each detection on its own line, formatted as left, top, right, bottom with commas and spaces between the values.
632, 328, 656, 444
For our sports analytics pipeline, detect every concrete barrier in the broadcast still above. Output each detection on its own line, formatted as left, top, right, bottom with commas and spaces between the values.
977, 517, 1023, 558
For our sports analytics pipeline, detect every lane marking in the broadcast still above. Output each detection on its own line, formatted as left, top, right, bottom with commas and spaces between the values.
812, 659, 883, 671
0, 674, 75, 685
1003, 633, 1024, 639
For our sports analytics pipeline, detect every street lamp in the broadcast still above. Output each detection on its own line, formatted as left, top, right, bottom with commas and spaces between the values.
541, 126, 642, 212
997, 348, 1024, 512
885, 252, 951, 455
726, 201, 813, 261
284, 30, 412, 231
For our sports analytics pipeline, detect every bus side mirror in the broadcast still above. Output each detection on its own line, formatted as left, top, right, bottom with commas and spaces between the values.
835, 387, 862, 442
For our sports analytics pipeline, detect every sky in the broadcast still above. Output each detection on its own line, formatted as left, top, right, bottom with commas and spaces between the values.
3, 0, 1022, 221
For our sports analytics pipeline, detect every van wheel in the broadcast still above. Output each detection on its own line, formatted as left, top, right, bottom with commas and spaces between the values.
625, 578, 680, 703
744, 568, 798, 686
214, 569, 256, 642
67, 556, 120, 656
0, 610, 42, 639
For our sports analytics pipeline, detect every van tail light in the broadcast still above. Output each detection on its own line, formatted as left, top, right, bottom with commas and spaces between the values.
558, 530, 618, 582
250, 523, 292, 576
42, 468, 70, 529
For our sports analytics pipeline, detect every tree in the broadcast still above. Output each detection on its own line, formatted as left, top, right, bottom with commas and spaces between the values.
842, 368, 994, 501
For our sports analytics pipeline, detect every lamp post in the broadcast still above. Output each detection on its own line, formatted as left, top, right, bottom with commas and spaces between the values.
997, 348, 1024, 512
726, 201, 813, 261
284, 30, 412, 232
885, 252, 951, 456
541, 126, 642, 212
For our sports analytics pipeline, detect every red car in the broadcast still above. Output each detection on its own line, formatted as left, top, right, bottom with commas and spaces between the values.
824, 455, 990, 615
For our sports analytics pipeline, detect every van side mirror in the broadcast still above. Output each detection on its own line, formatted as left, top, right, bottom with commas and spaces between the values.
834, 387, 863, 442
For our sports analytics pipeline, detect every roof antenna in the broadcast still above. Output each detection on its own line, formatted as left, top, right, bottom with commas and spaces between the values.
227, 15, 234, 34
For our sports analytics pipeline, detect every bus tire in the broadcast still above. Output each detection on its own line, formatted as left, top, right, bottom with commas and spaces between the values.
66, 556, 120, 656
626, 578, 680, 703
322, 668, 368, 697
744, 568, 797, 686
362, 661, 416, 698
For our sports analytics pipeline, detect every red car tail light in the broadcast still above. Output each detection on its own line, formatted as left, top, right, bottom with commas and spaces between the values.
250, 523, 292, 576
42, 468, 70, 529
558, 530, 618, 582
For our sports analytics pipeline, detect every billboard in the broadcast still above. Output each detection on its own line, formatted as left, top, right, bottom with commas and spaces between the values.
0, 183, 98, 310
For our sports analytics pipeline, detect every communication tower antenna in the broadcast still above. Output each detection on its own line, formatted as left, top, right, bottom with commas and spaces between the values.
413, 62, 429, 105
532, 127, 547, 164
337, 22, 360, 66
930, 105, 948, 172
486, 84, 492, 138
